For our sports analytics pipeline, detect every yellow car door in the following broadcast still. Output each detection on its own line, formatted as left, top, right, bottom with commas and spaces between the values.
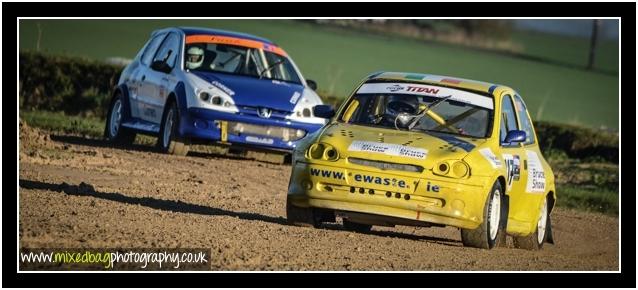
498, 92, 535, 235
512, 94, 549, 231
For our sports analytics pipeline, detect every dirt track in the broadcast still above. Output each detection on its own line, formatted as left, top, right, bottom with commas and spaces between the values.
18, 122, 619, 270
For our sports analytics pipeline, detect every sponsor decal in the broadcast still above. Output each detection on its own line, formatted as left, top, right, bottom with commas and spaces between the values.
185, 35, 287, 57
406, 86, 440, 94
246, 136, 274, 144
354, 174, 407, 188
348, 141, 427, 160
387, 84, 405, 92
309, 168, 345, 180
502, 154, 521, 190
143, 107, 156, 118
479, 148, 502, 168
356, 82, 493, 109
525, 151, 546, 193
211, 81, 235, 96
257, 107, 272, 118
159, 86, 167, 99
425, 181, 440, 192
289, 91, 301, 104
308, 168, 410, 189
272, 80, 290, 86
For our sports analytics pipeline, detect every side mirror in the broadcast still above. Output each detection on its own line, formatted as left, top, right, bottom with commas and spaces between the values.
504, 130, 527, 143
313, 105, 335, 119
150, 60, 172, 74
306, 79, 317, 91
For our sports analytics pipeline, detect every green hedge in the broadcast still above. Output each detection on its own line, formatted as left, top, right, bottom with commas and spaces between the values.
19, 51, 618, 162
534, 121, 618, 163
19, 51, 123, 118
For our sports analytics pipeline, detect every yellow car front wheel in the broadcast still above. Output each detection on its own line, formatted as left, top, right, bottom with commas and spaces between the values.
343, 219, 372, 233
286, 198, 318, 228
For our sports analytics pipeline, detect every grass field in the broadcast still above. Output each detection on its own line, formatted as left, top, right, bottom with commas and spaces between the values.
512, 30, 619, 73
18, 19, 619, 129
20, 110, 104, 137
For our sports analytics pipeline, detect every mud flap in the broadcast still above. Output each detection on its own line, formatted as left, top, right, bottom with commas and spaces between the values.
496, 194, 510, 247
546, 215, 554, 244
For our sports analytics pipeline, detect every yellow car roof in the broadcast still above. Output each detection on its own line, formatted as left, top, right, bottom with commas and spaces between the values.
368, 71, 512, 95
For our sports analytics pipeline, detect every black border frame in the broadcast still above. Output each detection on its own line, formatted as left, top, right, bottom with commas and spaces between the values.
4, 2, 635, 288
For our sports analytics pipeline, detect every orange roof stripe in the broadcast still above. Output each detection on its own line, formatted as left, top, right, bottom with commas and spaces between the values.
185, 34, 287, 57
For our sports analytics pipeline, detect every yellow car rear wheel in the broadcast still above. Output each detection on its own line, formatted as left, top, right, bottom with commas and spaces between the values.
461, 181, 507, 249
513, 195, 550, 250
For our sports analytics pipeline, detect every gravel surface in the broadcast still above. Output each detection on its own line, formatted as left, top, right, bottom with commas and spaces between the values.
18, 122, 619, 270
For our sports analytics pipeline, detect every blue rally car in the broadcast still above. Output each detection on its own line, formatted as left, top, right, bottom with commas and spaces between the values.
105, 27, 326, 155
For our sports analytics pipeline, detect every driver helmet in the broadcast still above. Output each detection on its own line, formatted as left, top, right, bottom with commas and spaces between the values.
386, 95, 419, 115
384, 95, 419, 127
185, 46, 204, 69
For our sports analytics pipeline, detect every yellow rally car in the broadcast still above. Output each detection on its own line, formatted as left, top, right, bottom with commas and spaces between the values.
286, 71, 556, 250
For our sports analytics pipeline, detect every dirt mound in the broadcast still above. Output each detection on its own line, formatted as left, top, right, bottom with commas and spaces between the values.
19, 119, 61, 160
20, 119, 50, 148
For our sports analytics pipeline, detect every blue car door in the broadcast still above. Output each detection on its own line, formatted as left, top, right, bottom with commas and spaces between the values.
130, 32, 167, 120
140, 32, 181, 124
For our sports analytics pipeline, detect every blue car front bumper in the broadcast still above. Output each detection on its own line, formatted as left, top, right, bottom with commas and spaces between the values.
178, 107, 323, 152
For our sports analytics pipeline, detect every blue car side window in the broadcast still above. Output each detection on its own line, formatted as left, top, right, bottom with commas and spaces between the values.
153, 33, 180, 69
141, 33, 166, 66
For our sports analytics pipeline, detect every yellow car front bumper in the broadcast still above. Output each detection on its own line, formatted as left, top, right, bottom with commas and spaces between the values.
287, 161, 493, 230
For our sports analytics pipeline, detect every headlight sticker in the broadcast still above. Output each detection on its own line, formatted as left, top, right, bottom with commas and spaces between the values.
211, 81, 235, 96
479, 148, 502, 168
289, 91, 301, 104
347, 141, 427, 160
525, 150, 546, 193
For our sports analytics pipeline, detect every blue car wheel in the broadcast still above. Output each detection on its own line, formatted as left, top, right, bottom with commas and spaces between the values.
157, 100, 190, 156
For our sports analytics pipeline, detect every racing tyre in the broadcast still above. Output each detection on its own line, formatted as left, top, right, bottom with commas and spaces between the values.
343, 219, 372, 233
286, 198, 317, 227
461, 181, 506, 249
158, 101, 190, 156
513, 195, 550, 250
104, 93, 136, 145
